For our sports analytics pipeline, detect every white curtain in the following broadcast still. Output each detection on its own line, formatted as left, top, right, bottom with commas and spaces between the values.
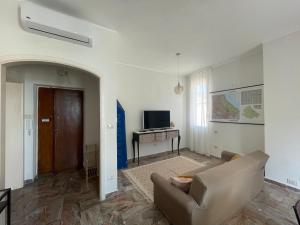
188, 68, 211, 155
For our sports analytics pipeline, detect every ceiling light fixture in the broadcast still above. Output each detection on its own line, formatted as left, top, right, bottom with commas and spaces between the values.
174, 52, 184, 95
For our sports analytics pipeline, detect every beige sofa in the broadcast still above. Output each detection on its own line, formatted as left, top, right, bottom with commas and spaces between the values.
151, 151, 269, 225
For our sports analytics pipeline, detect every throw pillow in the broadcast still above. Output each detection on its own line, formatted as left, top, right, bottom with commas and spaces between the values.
231, 154, 241, 161
170, 176, 193, 193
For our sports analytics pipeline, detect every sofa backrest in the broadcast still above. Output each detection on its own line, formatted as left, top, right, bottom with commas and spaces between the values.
189, 151, 269, 225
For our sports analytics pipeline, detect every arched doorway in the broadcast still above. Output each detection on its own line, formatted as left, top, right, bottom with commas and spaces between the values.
0, 56, 105, 199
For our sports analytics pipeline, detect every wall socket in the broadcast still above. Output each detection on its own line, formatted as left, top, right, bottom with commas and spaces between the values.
287, 178, 298, 187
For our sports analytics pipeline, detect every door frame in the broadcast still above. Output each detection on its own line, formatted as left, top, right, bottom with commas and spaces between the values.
35, 85, 86, 175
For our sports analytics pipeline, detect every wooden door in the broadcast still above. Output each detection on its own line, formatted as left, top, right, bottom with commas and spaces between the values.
54, 89, 83, 173
38, 88, 54, 174
38, 88, 83, 174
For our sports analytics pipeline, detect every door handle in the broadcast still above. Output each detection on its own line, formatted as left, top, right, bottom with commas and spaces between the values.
41, 118, 51, 123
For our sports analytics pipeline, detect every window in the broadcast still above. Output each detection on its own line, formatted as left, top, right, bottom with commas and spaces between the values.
195, 84, 208, 127
188, 68, 211, 155
190, 73, 209, 128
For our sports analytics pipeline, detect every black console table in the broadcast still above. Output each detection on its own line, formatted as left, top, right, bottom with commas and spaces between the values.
132, 129, 181, 165
0, 188, 11, 225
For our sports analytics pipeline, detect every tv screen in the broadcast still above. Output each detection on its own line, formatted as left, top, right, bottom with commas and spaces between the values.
143, 111, 170, 129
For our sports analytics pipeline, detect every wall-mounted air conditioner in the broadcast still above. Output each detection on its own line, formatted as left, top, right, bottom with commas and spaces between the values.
20, 1, 93, 47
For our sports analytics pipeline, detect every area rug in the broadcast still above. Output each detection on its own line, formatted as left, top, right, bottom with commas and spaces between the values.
122, 156, 208, 201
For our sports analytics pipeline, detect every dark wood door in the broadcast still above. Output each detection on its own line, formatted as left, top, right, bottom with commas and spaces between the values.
54, 89, 83, 173
38, 88, 83, 174
38, 88, 54, 174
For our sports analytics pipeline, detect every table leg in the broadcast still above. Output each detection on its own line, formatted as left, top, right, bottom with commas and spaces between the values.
132, 139, 135, 163
137, 141, 140, 165
171, 138, 174, 153
177, 135, 181, 156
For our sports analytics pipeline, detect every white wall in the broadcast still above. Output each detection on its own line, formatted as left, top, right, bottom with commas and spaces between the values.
0, 66, 6, 190
115, 64, 187, 159
187, 47, 265, 157
263, 30, 300, 188
5, 82, 23, 190
0, 68, 6, 225
209, 47, 265, 157
6, 64, 100, 181
0, 0, 118, 198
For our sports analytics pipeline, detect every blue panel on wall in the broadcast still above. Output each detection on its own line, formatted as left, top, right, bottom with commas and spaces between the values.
117, 100, 128, 169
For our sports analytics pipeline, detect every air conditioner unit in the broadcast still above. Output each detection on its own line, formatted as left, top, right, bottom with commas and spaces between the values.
20, 1, 93, 47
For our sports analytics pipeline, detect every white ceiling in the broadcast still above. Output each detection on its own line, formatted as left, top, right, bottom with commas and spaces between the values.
29, 0, 300, 75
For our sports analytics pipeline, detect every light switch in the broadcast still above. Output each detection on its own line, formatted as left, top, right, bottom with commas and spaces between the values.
106, 123, 114, 129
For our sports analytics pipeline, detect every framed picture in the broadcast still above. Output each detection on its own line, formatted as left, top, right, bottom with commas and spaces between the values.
210, 84, 264, 125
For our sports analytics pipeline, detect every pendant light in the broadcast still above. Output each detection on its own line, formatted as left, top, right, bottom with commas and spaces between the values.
174, 52, 184, 95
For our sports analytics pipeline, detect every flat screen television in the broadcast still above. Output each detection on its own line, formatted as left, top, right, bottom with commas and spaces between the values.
143, 110, 170, 130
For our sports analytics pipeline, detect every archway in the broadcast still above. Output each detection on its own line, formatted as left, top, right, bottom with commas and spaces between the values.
0, 55, 105, 199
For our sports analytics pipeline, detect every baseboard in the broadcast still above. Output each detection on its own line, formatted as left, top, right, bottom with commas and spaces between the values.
24, 179, 34, 185
264, 178, 300, 192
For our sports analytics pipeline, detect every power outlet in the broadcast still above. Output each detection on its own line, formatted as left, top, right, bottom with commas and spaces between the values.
287, 178, 298, 187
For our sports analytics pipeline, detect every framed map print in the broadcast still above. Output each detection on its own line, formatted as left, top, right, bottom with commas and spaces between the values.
210, 84, 264, 125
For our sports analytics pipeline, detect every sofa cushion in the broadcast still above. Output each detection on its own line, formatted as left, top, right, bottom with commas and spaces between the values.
221, 151, 237, 161
231, 154, 241, 161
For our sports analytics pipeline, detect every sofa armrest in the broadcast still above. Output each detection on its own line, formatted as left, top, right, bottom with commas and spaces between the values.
151, 173, 198, 225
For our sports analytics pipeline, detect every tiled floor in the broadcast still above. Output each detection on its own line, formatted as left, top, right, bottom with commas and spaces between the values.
11, 150, 300, 225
